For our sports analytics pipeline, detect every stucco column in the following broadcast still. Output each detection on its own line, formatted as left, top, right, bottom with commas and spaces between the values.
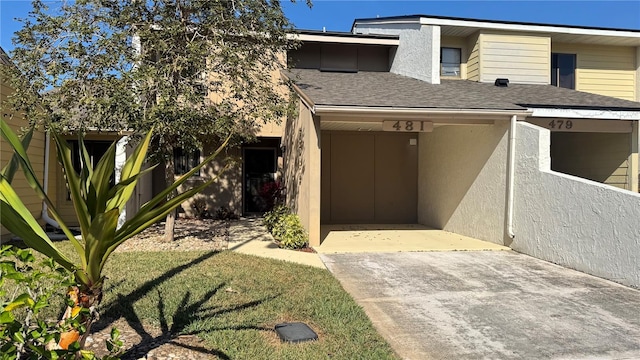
308, 115, 322, 246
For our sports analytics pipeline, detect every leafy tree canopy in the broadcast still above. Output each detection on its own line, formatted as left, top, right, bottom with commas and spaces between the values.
6, 0, 307, 153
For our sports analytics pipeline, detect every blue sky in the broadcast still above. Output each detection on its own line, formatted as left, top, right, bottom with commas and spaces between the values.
2, 0, 640, 52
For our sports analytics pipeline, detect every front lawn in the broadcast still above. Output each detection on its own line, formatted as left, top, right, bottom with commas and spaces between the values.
73, 247, 397, 359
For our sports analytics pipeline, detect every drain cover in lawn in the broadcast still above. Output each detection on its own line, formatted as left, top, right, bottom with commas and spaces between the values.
275, 322, 318, 343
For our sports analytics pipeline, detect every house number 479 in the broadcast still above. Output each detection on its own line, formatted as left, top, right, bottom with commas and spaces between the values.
548, 119, 573, 129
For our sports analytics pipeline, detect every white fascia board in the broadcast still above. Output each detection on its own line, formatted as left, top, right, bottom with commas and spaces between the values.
315, 105, 530, 118
289, 33, 399, 46
418, 17, 640, 39
528, 107, 640, 120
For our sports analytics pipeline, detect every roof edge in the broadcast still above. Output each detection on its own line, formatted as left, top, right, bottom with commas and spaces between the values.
351, 14, 640, 35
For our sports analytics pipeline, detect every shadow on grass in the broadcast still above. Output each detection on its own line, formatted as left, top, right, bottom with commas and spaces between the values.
92, 251, 278, 359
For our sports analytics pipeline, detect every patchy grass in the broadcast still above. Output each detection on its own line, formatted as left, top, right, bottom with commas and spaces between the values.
52, 242, 397, 359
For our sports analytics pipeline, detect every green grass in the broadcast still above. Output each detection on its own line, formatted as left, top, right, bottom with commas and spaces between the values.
51, 243, 398, 359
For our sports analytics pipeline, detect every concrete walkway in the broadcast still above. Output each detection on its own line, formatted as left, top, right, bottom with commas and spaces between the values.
321, 251, 640, 360
227, 218, 326, 268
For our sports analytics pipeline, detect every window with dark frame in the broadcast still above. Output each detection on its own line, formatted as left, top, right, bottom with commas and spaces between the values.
441, 47, 462, 77
174, 147, 201, 176
551, 53, 576, 89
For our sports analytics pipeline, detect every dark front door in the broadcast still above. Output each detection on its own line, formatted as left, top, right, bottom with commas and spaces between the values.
244, 148, 277, 213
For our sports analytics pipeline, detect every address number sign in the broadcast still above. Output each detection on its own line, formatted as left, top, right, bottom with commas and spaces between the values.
383, 120, 433, 132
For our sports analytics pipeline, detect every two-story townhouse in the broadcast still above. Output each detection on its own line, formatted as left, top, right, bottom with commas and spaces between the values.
281, 15, 640, 287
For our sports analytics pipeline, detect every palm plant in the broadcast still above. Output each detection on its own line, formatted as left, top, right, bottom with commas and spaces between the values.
0, 118, 229, 349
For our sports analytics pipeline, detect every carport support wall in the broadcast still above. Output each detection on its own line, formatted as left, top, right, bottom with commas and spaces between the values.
417, 122, 510, 245
513, 122, 640, 288
282, 99, 321, 246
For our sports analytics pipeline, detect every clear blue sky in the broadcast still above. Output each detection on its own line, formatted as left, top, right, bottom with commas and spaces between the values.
2, 0, 640, 52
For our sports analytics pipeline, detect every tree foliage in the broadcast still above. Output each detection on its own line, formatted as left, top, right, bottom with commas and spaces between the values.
5, 0, 308, 241
8, 0, 303, 148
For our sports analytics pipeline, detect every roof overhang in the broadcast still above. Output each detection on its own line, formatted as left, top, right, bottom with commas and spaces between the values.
313, 105, 530, 120
528, 108, 640, 120
288, 31, 400, 46
353, 15, 640, 46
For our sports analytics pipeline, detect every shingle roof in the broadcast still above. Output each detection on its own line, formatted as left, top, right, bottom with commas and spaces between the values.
286, 69, 640, 112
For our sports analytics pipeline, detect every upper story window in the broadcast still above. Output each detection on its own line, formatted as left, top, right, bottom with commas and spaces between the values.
441, 47, 461, 77
174, 147, 201, 176
551, 53, 576, 89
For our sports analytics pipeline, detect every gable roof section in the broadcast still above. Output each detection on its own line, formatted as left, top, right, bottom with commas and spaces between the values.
286, 69, 640, 114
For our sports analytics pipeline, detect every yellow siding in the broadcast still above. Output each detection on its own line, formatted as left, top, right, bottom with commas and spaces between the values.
466, 32, 480, 82
551, 132, 632, 190
552, 43, 636, 101
479, 33, 550, 84
1, 79, 46, 237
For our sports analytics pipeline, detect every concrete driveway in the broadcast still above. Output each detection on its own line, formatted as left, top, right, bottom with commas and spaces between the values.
321, 251, 640, 360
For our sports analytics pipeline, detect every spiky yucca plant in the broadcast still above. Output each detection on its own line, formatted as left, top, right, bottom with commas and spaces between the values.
0, 118, 229, 350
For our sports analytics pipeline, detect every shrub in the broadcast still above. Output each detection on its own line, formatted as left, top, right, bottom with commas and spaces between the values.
263, 205, 290, 232
258, 180, 285, 211
0, 246, 123, 359
273, 213, 308, 249
213, 206, 239, 221
190, 198, 211, 219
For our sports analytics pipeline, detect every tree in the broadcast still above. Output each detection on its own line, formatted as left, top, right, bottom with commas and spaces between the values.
7, 0, 307, 241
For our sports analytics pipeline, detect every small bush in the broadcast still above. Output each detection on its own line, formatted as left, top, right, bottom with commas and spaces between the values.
213, 206, 239, 221
258, 180, 285, 211
191, 198, 211, 219
263, 205, 290, 232
0, 246, 123, 359
273, 213, 308, 249
264, 207, 308, 249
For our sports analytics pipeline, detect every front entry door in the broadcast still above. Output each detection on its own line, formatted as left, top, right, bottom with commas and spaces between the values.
243, 148, 277, 214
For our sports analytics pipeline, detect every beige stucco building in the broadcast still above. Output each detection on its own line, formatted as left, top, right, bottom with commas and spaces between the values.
277, 15, 640, 288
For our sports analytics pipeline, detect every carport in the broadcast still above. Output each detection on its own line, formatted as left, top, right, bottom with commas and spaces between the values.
283, 69, 640, 247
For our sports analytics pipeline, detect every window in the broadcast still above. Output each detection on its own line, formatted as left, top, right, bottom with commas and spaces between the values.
551, 53, 576, 89
174, 147, 201, 175
441, 47, 461, 77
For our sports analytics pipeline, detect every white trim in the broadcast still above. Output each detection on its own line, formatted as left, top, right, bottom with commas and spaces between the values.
289, 33, 400, 46
506, 115, 517, 239
418, 17, 640, 39
354, 17, 640, 39
528, 108, 640, 120
314, 105, 531, 118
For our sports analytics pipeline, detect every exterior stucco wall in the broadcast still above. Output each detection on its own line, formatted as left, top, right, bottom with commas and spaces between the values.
353, 23, 440, 84
178, 144, 242, 218
513, 122, 640, 288
418, 123, 509, 244
283, 99, 321, 245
